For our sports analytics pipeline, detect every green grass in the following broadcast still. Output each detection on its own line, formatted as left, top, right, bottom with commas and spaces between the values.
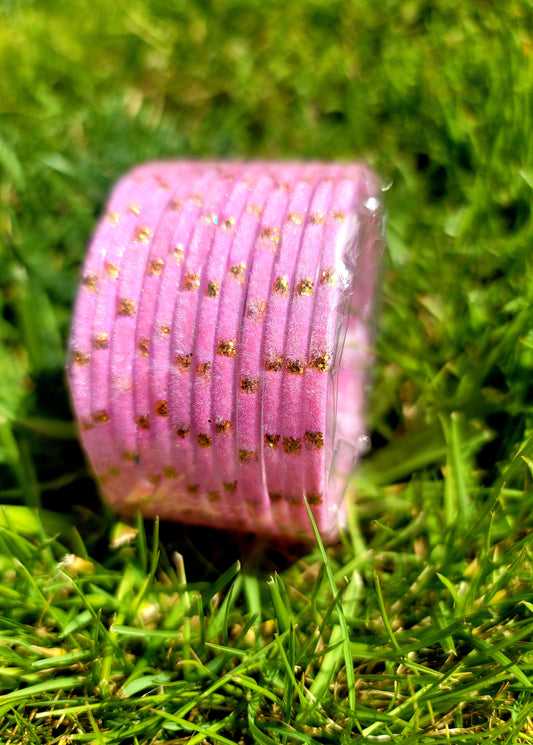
1, 0, 533, 742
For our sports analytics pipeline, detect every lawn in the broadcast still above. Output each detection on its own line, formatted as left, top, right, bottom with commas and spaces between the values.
1, 1, 533, 742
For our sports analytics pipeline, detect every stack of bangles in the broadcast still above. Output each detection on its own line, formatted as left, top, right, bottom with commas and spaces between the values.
67, 160, 385, 543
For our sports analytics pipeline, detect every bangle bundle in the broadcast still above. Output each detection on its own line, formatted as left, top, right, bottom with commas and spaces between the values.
67, 160, 384, 542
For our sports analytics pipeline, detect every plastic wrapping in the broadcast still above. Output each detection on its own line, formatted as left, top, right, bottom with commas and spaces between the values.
67, 160, 385, 542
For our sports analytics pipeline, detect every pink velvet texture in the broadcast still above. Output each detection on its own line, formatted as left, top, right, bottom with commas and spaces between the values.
67, 160, 385, 542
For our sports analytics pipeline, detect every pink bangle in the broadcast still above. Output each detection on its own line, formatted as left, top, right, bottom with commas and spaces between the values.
67, 160, 384, 542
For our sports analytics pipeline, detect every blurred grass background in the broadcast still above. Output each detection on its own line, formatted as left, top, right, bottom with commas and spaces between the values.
1, 1, 533, 741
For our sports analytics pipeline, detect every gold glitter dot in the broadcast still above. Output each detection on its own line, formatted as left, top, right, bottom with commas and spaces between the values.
229, 264, 246, 284
134, 226, 153, 243
164, 466, 178, 479
175, 353, 192, 371
160, 325, 171, 336
198, 433, 212, 448
282, 436, 302, 455
157, 179, 171, 191
246, 298, 267, 323
128, 202, 140, 215
148, 474, 161, 487
285, 358, 306, 375
215, 420, 232, 434
320, 267, 336, 285
246, 204, 263, 217
287, 495, 302, 506
148, 258, 164, 276
273, 276, 289, 296
106, 211, 120, 226
196, 361, 211, 379
122, 450, 138, 462
105, 263, 120, 279
94, 410, 110, 424
260, 226, 280, 246
264, 354, 283, 372
333, 211, 346, 222
264, 433, 280, 450
295, 278, 314, 297
137, 414, 150, 430
239, 449, 258, 463
176, 426, 190, 439
93, 333, 109, 350
109, 466, 120, 477
309, 352, 330, 372
206, 281, 220, 298
309, 213, 325, 225
118, 299, 136, 317
72, 350, 91, 366
82, 274, 98, 292
203, 213, 219, 225
186, 483, 199, 494
268, 491, 282, 503
183, 273, 200, 291
288, 212, 303, 225
81, 418, 94, 431
308, 492, 323, 505
191, 193, 203, 205
169, 245, 184, 264
222, 217, 235, 230
155, 400, 168, 417
170, 200, 183, 211
217, 339, 237, 358
240, 377, 260, 394
304, 430, 324, 450
138, 338, 151, 357
223, 481, 237, 492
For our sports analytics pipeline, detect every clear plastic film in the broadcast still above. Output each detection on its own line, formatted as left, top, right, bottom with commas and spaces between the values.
67, 160, 386, 543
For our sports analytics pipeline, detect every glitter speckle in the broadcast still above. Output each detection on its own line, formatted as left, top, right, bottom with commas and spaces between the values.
196, 361, 211, 379
287, 212, 303, 225
191, 193, 203, 206
333, 211, 346, 222
240, 377, 260, 394
217, 339, 237, 357
229, 264, 246, 284
215, 420, 232, 434
304, 430, 324, 450
223, 481, 237, 492
138, 338, 151, 357
169, 245, 184, 263
268, 491, 282, 502
208, 490, 220, 502
183, 273, 200, 291
148, 474, 161, 487
164, 466, 178, 479
198, 433, 212, 448
72, 350, 91, 365
264, 354, 283, 372
186, 483, 199, 493
175, 353, 192, 371
285, 358, 306, 375
176, 426, 190, 439
320, 267, 336, 285
81, 418, 94, 431
287, 495, 302, 506
160, 325, 171, 336
308, 492, 323, 505
282, 436, 302, 455
239, 449, 258, 463
170, 200, 183, 211
309, 352, 330, 372
105, 263, 120, 279
128, 202, 140, 215
94, 410, 110, 424
106, 211, 120, 226
222, 217, 235, 230
246, 298, 267, 322
264, 433, 280, 450
122, 451, 139, 462
309, 213, 325, 225
260, 226, 280, 246
137, 414, 150, 430
82, 274, 98, 291
246, 204, 263, 217
118, 299, 136, 317
206, 281, 220, 298
273, 276, 289, 296
203, 213, 219, 225
148, 258, 164, 276
134, 226, 153, 243
155, 400, 169, 417
93, 333, 109, 350
295, 278, 313, 296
